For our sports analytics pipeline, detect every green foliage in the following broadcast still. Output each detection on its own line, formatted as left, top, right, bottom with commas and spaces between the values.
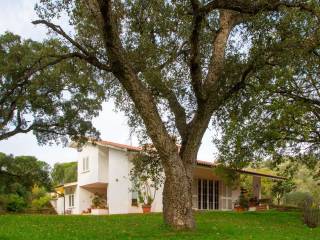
272, 180, 296, 205
215, 9, 320, 173
213, 165, 240, 189
0, 31, 107, 144
31, 185, 47, 199
238, 192, 249, 209
31, 195, 52, 210
240, 168, 275, 199
91, 194, 107, 209
0, 152, 52, 193
240, 162, 320, 205
51, 162, 77, 185
284, 192, 314, 208
5, 194, 27, 212
31, 0, 320, 145
130, 145, 164, 206
303, 198, 320, 228
0, 152, 52, 212
30, 185, 51, 210
293, 164, 320, 203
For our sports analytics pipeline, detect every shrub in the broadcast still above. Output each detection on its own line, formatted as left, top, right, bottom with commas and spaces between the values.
303, 207, 320, 228
31, 195, 51, 210
0, 194, 7, 212
303, 198, 320, 228
91, 194, 107, 209
6, 194, 26, 212
239, 192, 249, 209
284, 192, 313, 207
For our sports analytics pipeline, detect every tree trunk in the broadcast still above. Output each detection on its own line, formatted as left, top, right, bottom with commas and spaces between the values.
162, 153, 195, 230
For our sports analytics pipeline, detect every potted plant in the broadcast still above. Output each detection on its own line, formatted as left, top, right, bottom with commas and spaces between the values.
91, 193, 108, 215
139, 194, 153, 213
234, 192, 249, 212
248, 197, 258, 211
129, 145, 164, 214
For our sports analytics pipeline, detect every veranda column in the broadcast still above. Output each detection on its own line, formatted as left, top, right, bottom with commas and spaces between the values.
252, 176, 261, 199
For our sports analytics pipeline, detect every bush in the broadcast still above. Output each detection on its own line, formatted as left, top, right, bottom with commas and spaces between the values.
303, 207, 320, 228
31, 195, 51, 210
303, 198, 320, 228
284, 192, 313, 207
0, 194, 7, 212
239, 192, 249, 209
6, 194, 26, 212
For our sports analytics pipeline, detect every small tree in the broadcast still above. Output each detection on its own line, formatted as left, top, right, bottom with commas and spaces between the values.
272, 180, 296, 205
130, 145, 164, 207
51, 162, 77, 185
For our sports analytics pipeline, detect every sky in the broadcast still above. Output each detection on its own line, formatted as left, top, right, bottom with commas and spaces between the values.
0, 0, 217, 166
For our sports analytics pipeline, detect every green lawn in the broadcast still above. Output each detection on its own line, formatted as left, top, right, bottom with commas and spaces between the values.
0, 211, 319, 240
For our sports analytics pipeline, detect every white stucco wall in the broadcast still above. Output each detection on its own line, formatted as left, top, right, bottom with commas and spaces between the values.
78, 144, 108, 186
51, 197, 65, 214
231, 185, 241, 206
107, 148, 131, 214
65, 186, 79, 214
78, 186, 95, 214
78, 144, 98, 186
98, 146, 108, 183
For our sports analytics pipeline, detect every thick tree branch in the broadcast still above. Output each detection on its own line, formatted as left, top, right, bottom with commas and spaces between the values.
32, 20, 111, 71
95, 0, 178, 160
200, 0, 317, 16
32, 20, 91, 56
204, 10, 241, 97
189, 0, 205, 101
278, 90, 320, 107
155, 82, 188, 139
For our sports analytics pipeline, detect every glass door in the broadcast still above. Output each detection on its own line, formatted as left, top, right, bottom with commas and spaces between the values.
220, 182, 233, 210
197, 179, 219, 210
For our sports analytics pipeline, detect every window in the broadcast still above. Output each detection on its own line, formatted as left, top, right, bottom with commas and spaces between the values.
82, 157, 89, 172
198, 179, 202, 209
131, 182, 139, 206
68, 194, 74, 208
202, 180, 207, 209
131, 191, 138, 206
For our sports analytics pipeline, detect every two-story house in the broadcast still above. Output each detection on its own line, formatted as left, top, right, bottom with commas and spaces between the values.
51, 140, 285, 215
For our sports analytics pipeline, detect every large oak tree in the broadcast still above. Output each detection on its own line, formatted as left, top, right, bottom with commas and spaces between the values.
1, 0, 320, 229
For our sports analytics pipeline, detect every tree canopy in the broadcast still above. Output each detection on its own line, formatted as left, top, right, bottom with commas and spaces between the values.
0, 32, 108, 144
0, 152, 51, 193
51, 161, 77, 185
215, 17, 320, 172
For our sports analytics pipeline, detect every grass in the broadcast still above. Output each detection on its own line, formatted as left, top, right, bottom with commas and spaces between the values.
0, 211, 319, 240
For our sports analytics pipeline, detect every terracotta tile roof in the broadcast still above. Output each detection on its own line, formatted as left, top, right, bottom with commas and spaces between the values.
235, 169, 287, 180
96, 140, 142, 151
196, 160, 216, 167
196, 160, 286, 180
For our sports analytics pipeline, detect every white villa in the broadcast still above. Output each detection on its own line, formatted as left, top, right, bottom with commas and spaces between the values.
51, 140, 285, 215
